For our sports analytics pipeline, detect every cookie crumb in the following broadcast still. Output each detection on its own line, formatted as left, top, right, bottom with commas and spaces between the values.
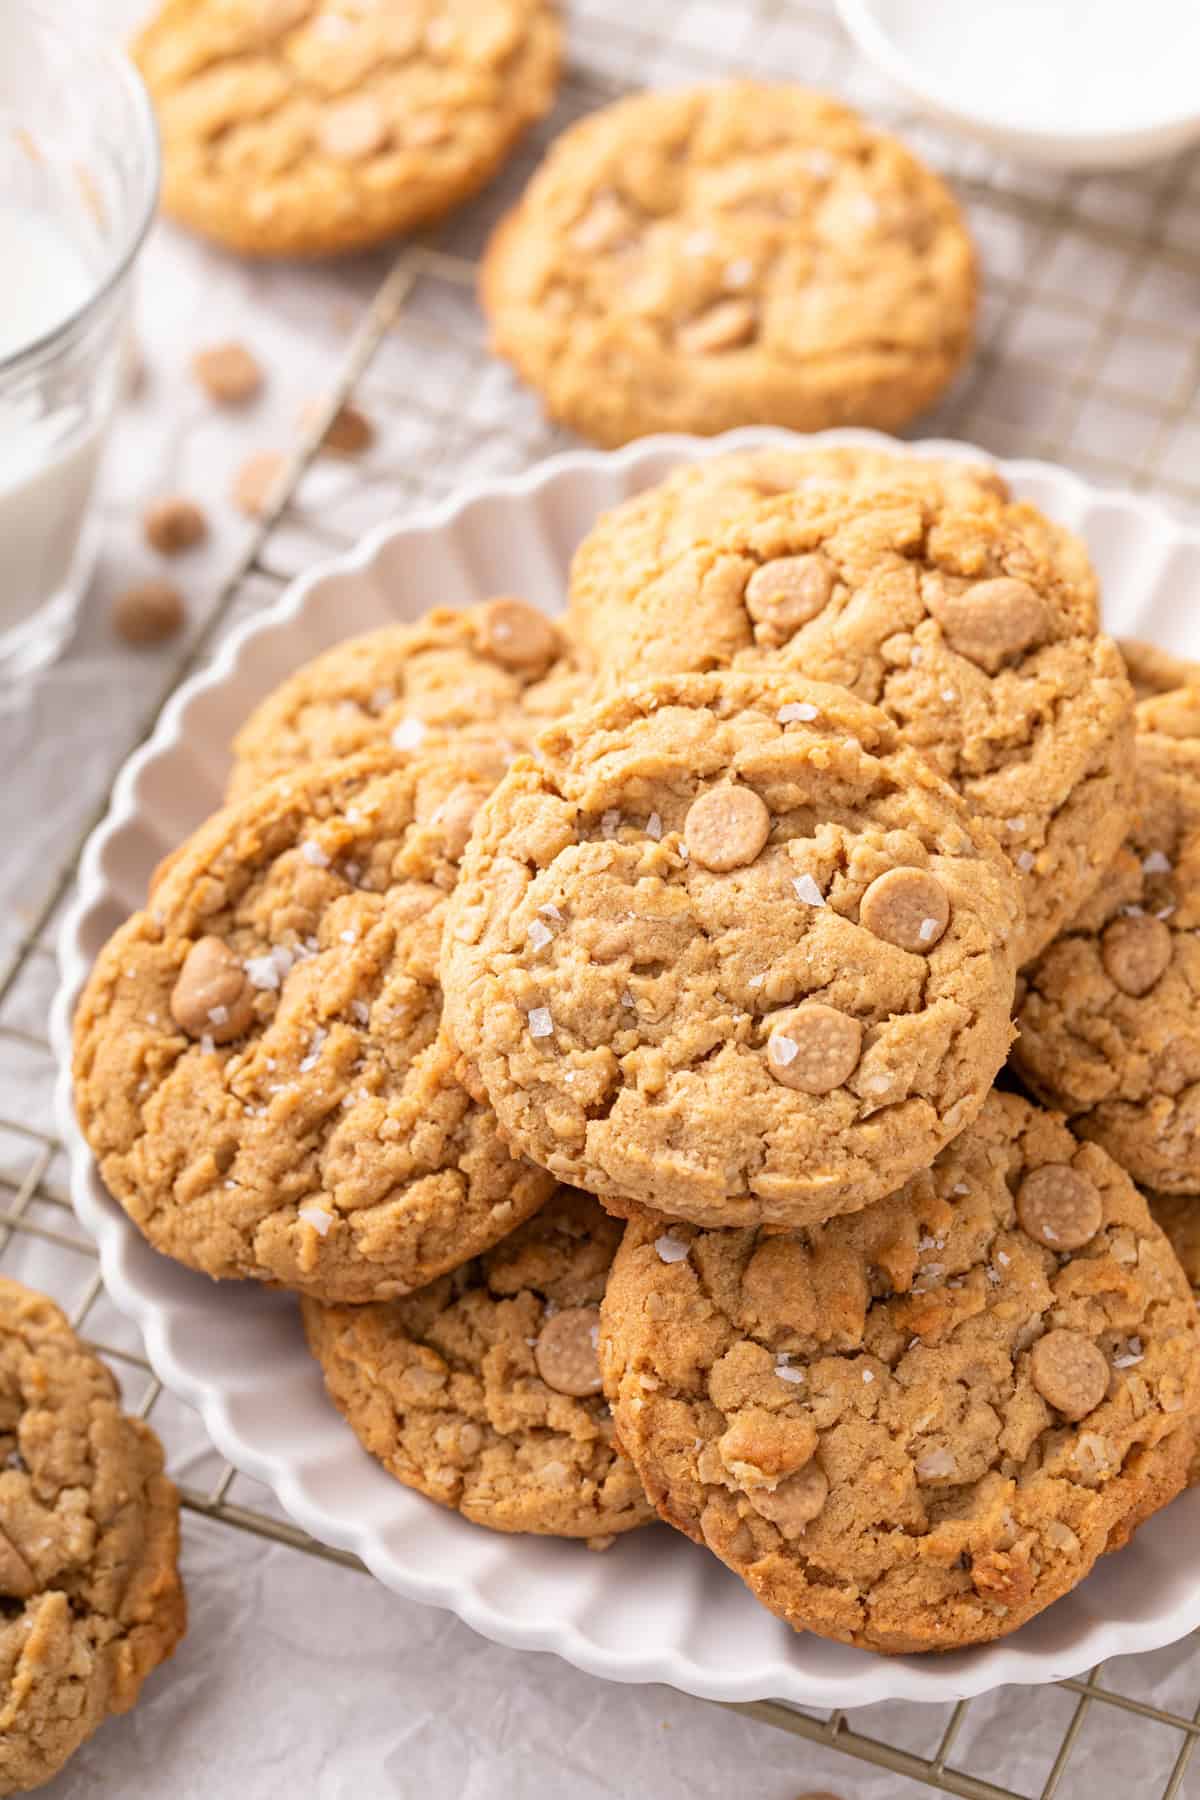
303, 399, 375, 457
233, 450, 287, 518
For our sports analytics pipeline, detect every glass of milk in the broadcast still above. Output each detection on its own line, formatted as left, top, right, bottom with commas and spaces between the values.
0, 3, 159, 674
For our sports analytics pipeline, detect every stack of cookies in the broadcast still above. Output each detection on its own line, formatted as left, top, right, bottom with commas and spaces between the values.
72, 445, 1200, 1658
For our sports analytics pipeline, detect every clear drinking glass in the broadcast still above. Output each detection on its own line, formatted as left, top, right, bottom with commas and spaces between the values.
0, 3, 159, 674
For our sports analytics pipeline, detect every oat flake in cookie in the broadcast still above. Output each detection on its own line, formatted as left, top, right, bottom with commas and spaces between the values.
611, 481, 1128, 964
227, 600, 586, 802
72, 749, 553, 1303
440, 672, 1022, 1228
0, 1280, 185, 1793
600, 1092, 1200, 1655
1016, 685, 1200, 1192
302, 1186, 653, 1539
481, 82, 977, 447
135, 0, 561, 258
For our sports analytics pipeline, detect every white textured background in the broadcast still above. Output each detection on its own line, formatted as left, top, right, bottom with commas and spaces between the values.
9, 1, 1200, 1795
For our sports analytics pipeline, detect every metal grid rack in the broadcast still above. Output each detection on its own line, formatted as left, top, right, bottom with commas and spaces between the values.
6, 1, 1200, 1794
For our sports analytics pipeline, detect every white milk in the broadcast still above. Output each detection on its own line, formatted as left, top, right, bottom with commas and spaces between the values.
0, 205, 109, 645
870, 0, 1200, 133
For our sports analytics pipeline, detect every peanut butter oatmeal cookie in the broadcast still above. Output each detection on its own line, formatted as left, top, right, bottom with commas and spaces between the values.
567, 445, 1011, 676
1015, 686, 1200, 1192
481, 82, 976, 447
600, 1091, 1200, 1655
73, 749, 553, 1303
440, 671, 1021, 1228
582, 482, 1127, 963
1118, 638, 1200, 703
303, 1185, 653, 1538
227, 600, 587, 802
0, 1279, 184, 1793
135, 0, 561, 257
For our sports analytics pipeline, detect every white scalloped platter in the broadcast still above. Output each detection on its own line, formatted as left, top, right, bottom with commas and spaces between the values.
52, 427, 1200, 1708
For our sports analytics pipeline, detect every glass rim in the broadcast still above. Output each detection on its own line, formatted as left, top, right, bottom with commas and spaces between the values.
0, 0, 161, 378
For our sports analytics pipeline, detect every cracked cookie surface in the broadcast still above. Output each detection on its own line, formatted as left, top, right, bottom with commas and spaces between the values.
440, 671, 1021, 1227
600, 1091, 1200, 1655
135, 0, 561, 256
481, 82, 976, 446
0, 1279, 184, 1793
302, 1185, 654, 1538
73, 749, 553, 1303
227, 601, 587, 801
568, 446, 1011, 676
1015, 686, 1200, 1192
588, 482, 1127, 963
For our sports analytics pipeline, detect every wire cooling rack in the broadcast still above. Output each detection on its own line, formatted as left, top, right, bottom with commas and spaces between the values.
9, 2, 1200, 1794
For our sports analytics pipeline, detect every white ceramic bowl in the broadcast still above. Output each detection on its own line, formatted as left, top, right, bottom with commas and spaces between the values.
52, 427, 1200, 1707
837, 0, 1200, 170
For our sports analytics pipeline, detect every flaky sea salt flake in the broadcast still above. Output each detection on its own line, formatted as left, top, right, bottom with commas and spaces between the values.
301, 840, 330, 868
778, 702, 818, 724
792, 873, 825, 907
654, 1233, 690, 1264
390, 717, 427, 751
528, 1006, 554, 1039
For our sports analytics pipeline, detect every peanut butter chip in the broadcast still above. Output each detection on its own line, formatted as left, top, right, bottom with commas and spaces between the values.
170, 936, 256, 1043
191, 341, 263, 406
431, 784, 484, 861
683, 785, 771, 871
475, 598, 560, 673
1016, 1165, 1103, 1250
318, 96, 389, 162
1101, 913, 1172, 996
747, 1462, 829, 1538
744, 554, 835, 646
859, 867, 950, 952
1030, 1329, 1109, 1421
0, 1527, 35, 1599
111, 580, 185, 647
676, 298, 756, 355
302, 400, 374, 457
143, 495, 208, 555
767, 1003, 862, 1094
929, 576, 1047, 674
534, 1307, 603, 1397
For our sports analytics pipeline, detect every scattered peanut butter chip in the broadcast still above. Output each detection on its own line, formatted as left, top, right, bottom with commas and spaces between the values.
302, 400, 374, 457
767, 1003, 862, 1094
745, 554, 834, 645
683, 785, 770, 871
1030, 1329, 1109, 1421
676, 297, 756, 355
859, 867, 950, 952
143, 494, 208, 555
474, 597, 560, 673
317, 95, 390, 162
747, 1462, 828, 1537
233, 450, 287, 518
1101, 912, 1172, 996
534, 1307, 603, 1397
928, 575, 1047, 673
1016, 1165, 1103, 1250
111, 579, 186, 646
170, 936, 256, 1043
191, 341, 263, 406
0, 1527, 35, 1599
429, 784, 484, 860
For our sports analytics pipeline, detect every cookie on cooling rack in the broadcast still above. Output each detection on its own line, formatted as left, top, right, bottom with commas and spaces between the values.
134, 0, 561, 256
481, 81, 977, 445
567, 444, 1013, 680
600, 1091, 1200, 1655
227, 600, 587, 801
302, 1185, 654, 1540
73, 748, 554, 1304
440, 670, 1021, 1228
0, 1278, 184, 1793
1015, 685, 1200, 1192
